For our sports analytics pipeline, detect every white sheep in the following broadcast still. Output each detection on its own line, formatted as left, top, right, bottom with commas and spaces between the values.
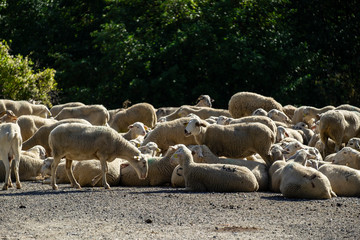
318, 164, 360, 197
48, 123, 149, 190
332, 147, 360, 170
195, 95, 214, 107
252, 108, 268, 116
268, 160, 287, 192
0, 123, 22, 190
171, 165, 185, 188
292, 122, 315, 144
291, 105, 335, 126
222, 115, 277, 136
169, 144, 259, 192
162, 105, 231, 122
276, 126, 304, 143
50, 102, 85, 117
0, 99, 51, 118
346, 137, 360, 151
228, 92, 283, 118
282, 104, 297, 120
16, 115, 57, 141
22, 145, 47, 160
267, 109, 291, 124
54, 104, 109, 126
121, 122, 148, 141
189, 144, 269, 191
120, 146, 177, 186
138, 142, 161, 157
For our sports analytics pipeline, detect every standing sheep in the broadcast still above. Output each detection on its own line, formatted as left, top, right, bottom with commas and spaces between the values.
109, 103, 157, 132
332, 147, 360, 170
291, 105, 334, 126
0, 99, 51, 118
48, 123, 149, 190
50, 102, 85, 117
169, 144, 259, 192
184, 118, 275, 165
228, 92, 283, 118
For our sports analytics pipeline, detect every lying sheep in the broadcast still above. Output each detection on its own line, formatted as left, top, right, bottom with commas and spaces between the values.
318, 164, 360, 197
48, 123, 149, 190
54, 104, 109, 126
279, 162, 336, 199
50, 102, 85, 117
268, 160, 287, 192
121, 122, 148, 141
109, 102, 157, 132
0, 99, 51, 118
228, 92, 283, 118
41, 158, 75, 184
189, 145, 269, 191
169, 144, 259, 192
286, 149, 318, 166
346, 137, 360, 151
141, 117, 198, 154
171, 165, 185, 188
335, 104, 360, 113
252, 108, 268, 116
22, 145, 47, 160
332, 147, 360, 170
0, 123, 22, 190
120, 146, 177, 186
319, 110, 360, 155
17, 115, 57, 141
161, 105, 231, 122
22, 119, 92, 156
184, 118, 275, 165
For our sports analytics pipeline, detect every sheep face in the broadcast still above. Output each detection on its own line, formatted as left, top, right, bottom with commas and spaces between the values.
169, 144, 190, 166
252, 108, 267, 116
268, 109, 290, 123
216, 116, 230, 125
129, 122, 147, 137
189, 145, 205, 163
293, 122, 308, 130
347, 138, 360, 151
332, 147, 357, 166
184, 118, 206, 137
196, 95, 213, 107
138, 142, 161, 156
132, 154, 149, 179
41, 158, 54, 177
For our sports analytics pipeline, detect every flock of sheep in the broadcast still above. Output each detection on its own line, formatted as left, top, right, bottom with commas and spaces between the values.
0, 92, 360, 200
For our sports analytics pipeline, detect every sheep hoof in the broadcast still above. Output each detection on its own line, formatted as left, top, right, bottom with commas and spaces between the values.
104, 184, 111, 190
2, 184, 8, 190
52, 184, 59, 190
16, 183, 22, 189
74, 184, 81, 189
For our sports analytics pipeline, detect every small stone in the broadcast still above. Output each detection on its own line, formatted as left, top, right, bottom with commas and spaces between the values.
145, 218, 152, 224
19, 205, 26, 209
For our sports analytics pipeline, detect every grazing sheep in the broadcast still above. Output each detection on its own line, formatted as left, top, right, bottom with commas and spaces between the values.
252, 108, 268, 116
120, 147, 177, 186
50, 102, 85, 117
121, 122, 148, 141
189, 145, 269, 191
346, 137, 360, 151
169, 144, 259, 192
279, 162, 336, 199
319, 110, 360, 155
48, 123, 149, 190
17, 115, 57, 141
184, 118, 275, 165
141, 117, 198, 154
228, 92, 283, 118
0, 110, 17, 123
318, 164, 360, 197
54, 104, 109, 126
292, 105, 334, 126
332, 147, 360, 170
0, 99, 51, 118
22, 119, 92, 156
0, 123, 22, 190
109, 103, 157, 132
267, 109, 291, 124
276, 126, 304, 143
171, 165, 185, 188
161, 105, 231, 122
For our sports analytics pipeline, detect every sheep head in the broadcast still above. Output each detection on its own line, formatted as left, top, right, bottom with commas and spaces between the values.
184, 118, 207, 137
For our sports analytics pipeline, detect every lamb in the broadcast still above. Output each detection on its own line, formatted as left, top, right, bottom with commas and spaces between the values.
16, 115, 57, 141
120, 122, 148, 141
279, 162, 336, 199
267, 109, 291, 124
169, 144, 259, 192
22, 119, 92, 156
292, 105, 335, 126
48, 123, 149, 190
319, 110, 360, 155
161, 105, 231, 122
0, 99, 51, 118
318, 164, 360, 197
0, 110, 17, 123
228, 91, 283, 118
120, 146, 178, 186
189, 145, 269, 191
54, 104, 109, 126
0, 123, 22, 190
141, 117, 198, 154
346, 137, 360, 151
184, 118, 275, 165
50, 102, 85, 117
171, 165, 185, 188
22, 145, 47, 160
109, 103, 157, 132
332, 147, 360, 170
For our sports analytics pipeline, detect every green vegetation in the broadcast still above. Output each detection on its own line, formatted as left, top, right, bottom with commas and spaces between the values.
0, 0, 359, 109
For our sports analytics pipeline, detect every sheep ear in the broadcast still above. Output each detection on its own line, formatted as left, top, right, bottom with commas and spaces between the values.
121, 163, 130, 169
191, 150, 196, 155
144, 125, 149, 131
183, 122, 189, 126
211, 98, 214, 102
128, 125, 134, 129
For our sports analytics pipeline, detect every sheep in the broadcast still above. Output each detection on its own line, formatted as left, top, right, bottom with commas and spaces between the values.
270, 144, 285, 162
156, 107, 178, 119
318, 164, 360, 197
48, 123, 149, 190
282, 104, 297, 120
140, 117, 198, 154
319, 110, 360, 155
0, 123, 22, 190
184, 118, 275, 165
109, 103, 157, 132
279, 162, 336, 199
22, 119, 92, 156
138, 142, 161, 157
120, 146, 178, 186
0, 110, 17, 123
42, 157, 124, 187
332, 147, 360, 170
268, 160, 287, 192
0, 99, 51, 118
171, 165, 185, 188
216, 115, 233, 125
346, 137, 360, 151
252, 108, 268, 116
121, 122, 148, 141
169, 144, 259, 192
292, 122, 315, 144
161, 105, 231, 122
292, 105, 335, 126
50, 102, 85, 117
276, 126, 304, 143
282, 140, 306, 158
22, 145, 47, 160
189, 144, 269, 191
335, 104, 360, 113
228, 92, 283, 118
195, 95, 214, 107
16, 115, 57, 141
267, 109, 291, 124
54, 104, 109, 126
286, 148, 319, 166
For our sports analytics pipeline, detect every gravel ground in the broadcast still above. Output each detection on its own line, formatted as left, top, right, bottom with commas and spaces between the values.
0, 181, 359, 240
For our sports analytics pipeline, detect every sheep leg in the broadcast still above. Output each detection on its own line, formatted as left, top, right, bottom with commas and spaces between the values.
65, 159, 81, 189
13, 152, 21, 189
1, 154, 11, 190
91, 173, 102, 187
51, 157, 61, 190
100, 160, 110, 189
